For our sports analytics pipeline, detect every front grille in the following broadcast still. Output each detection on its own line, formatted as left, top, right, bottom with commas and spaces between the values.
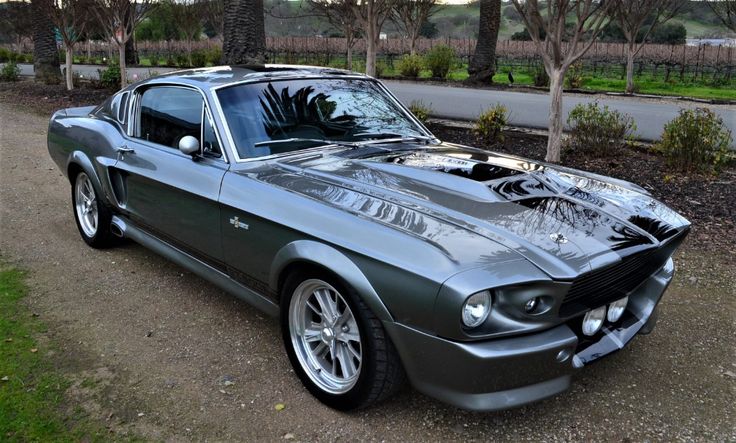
558, 248, 670, 317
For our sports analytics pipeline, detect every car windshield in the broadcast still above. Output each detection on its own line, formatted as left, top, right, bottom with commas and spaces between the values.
216, 78, 429, 159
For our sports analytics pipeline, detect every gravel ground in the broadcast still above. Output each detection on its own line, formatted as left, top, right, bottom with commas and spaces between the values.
0, 101, 734, 442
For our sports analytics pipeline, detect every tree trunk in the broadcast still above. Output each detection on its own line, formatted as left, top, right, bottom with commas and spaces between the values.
365, 33, 376, 76
346, 38, 353, 70
625, 43, 635, 94
31, 0, 62, 84
222, 0, 266, 64
65, 45, 74, 91
546, 68, 565, 163
467, 0, 501, 84
119, 43, 127, 88
125, 35, 138, 66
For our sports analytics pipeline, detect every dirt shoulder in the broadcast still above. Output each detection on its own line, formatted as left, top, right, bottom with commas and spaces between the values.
0, 100, 734, 441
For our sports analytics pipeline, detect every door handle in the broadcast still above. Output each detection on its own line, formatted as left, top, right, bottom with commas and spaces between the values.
116, 145, 135, 159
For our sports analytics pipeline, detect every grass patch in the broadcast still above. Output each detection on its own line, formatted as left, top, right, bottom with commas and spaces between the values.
0, 266, 138, 442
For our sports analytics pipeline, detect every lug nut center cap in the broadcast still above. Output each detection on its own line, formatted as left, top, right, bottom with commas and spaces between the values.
321, 327, 335, 344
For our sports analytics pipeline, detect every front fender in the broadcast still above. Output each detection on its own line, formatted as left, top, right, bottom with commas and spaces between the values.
270, 240, 394, 322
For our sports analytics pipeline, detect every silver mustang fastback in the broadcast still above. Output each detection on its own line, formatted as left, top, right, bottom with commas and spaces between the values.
47, 65, 690, 411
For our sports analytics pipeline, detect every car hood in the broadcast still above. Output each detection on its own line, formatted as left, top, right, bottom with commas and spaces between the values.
255, 142, 690, 280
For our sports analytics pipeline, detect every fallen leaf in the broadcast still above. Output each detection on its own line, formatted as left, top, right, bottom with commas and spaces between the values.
30, 348, 38, 353
224, 380, 235, 386
274, 403, 285, 411
284, 433, 295, 440
1, 376, 9, 381
4, 338, 12, 342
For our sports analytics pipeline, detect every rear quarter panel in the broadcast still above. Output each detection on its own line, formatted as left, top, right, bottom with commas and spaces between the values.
48, 108, 123, 206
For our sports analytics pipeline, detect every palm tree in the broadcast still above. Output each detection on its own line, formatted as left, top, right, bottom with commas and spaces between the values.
467, 0, 501, 84
32, 0, 62, 84
222, 0, 266, 64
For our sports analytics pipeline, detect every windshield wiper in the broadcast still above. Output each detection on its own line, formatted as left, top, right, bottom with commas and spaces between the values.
253, 138, 358, 148
351, 132, 436, 144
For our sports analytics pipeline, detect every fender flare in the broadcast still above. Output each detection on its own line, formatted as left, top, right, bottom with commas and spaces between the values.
269, 240, 394, 322
66, 151, 102, 190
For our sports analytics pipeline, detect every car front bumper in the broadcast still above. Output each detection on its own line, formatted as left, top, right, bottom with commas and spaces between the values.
385, 258, 674, 411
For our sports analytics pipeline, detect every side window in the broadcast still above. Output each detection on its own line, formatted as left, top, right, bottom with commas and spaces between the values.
136, 87, 203, 149
202, 110, 222, 158
118, 92, 129, 123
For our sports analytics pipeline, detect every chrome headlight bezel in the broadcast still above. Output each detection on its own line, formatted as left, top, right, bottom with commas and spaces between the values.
461, 290, 492, 328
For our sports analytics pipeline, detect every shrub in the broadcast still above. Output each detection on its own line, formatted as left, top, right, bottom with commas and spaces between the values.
566, 102, 637, 157
165, 55, 176, 67
533, 66, 549, 87
206, 48, 223, 66
565, 61, 584, 89
149, 53, 160, 67
98, 63, 121, 89
424, 45, 455, 79
408, 100, 433, 124
0, 61, 21, 82
191, 50, 207, 67
656, 108, 732, 173
374, 60, 387, 77
475, 104, 509, 145
175, 53, 189, 68
398, 54, 423, 78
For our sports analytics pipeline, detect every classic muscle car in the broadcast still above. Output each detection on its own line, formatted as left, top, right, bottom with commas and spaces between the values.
47, 65, 690, 412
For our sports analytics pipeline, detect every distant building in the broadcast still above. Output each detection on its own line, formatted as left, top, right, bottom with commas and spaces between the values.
686, 38, 736, 47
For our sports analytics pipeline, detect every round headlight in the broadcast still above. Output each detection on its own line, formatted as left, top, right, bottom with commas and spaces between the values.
582, 305, 606, 336
462, 290, 492, 328
607, 296, 629, 323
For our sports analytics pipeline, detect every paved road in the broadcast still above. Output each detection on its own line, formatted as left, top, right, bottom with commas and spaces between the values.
12, 63, 736, 147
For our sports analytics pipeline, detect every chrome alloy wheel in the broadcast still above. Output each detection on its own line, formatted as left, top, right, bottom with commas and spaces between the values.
289, 279, 362, 394
75, 172, 98, 237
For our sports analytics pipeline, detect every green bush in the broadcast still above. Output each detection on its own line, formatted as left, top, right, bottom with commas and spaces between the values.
656, 108, 732, 173
533, 66, 549, 87
566, 102, 637, 157
191, 50, 207, 67
408, 100, 433, 125
175, 53, 189, 68
0, 47, 10, 62
374, 60, 387, 77
0, 61, 21, 82
398, 54, 423, 78
149, 53, 160, 67
475, 104, 508, 145
205, 48, 222, 66
98, 63, 121, 89
565, 61, 584, 89
424, 45, 455, 79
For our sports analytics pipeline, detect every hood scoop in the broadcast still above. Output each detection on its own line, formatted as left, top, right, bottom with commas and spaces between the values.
387, 152, 523, 182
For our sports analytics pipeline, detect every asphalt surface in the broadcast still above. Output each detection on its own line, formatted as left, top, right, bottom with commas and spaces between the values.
11, 62, 736, 147
1, 100, 734, 441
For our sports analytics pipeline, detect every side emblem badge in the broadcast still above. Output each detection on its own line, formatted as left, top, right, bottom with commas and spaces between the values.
550, 232, 568, 244
230, 216, 249, 230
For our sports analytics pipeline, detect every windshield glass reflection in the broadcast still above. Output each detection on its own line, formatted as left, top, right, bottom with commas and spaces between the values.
216, 79, 427, 159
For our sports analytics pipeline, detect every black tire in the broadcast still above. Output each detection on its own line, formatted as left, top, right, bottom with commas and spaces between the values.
280, 269, 405, 411
71, 170, 117, 249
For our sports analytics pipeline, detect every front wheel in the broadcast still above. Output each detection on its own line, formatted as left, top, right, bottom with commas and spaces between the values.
72, 171, 116, 248
281, 271, 404, 410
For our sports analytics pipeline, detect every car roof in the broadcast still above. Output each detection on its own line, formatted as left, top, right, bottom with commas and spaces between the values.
142, 64, 371, 89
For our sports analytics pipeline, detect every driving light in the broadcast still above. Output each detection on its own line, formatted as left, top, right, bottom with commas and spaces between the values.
607, 296, 629, 323
582, 306, 606, 336
525, 297, 539, 313
462, 290, 492, 328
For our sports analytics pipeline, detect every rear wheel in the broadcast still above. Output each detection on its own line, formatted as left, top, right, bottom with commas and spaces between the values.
72, 171, 116, 248
281, 270, 404, 410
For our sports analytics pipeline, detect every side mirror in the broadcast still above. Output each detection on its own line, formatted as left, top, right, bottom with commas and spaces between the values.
178, 135, 200, 156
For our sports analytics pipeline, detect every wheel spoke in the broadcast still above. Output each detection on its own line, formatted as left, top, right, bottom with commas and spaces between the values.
314, 289, 337, 321
302, 325, 321, 343
336, 344, 358, 378
339, 330, 360, 343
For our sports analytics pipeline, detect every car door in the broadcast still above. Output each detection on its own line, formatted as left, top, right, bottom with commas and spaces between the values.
110, 84, 228, 264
